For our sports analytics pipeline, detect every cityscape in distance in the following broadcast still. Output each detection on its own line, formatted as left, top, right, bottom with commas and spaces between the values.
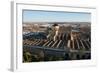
23, 10, 91, 62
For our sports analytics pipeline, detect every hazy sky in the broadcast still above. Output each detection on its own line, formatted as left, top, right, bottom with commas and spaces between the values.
23, 10, 91, 22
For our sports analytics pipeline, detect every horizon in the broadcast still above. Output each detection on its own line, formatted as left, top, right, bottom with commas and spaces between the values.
23, 21, 91, 23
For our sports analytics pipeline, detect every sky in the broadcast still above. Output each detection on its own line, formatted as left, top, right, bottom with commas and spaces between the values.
23, 10, 91, 23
